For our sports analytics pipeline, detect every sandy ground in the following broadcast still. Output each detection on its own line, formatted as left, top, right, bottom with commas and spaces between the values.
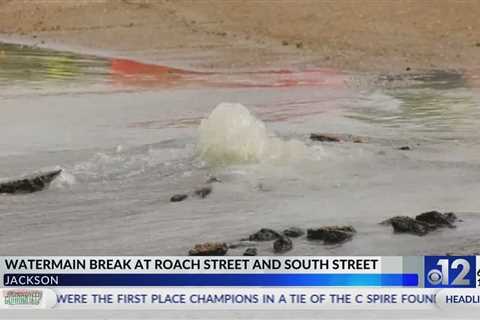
0, 0, 480, 71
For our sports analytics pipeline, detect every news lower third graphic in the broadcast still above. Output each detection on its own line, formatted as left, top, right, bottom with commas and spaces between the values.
0, 256, 479, 310
424, 256, 476, 288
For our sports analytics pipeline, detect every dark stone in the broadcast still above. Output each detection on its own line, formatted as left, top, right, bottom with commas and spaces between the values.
243, 248, 257, 256
0, 169, 62, 194
170, 194, 188, 202
384, 216, 431, 236
282, 40, 289, 46
310, 133, 342, 142
322, 230, 353, 244
415, 211, 457, 228
444, 212, 458, 223
249, 228, 281, 241
398, 146, 411, 150
194, 186, 212, 198
296, 41, 303, 49
352, 137, 365, 143
307, 226, 356, 244
406, 67, 411, 71
188, 242, 228, 256
310, 133, 366, 143
273, 236, 293, 253
475, 42, 480, 47
283, 227, 305, 238
382, 211, 458, 236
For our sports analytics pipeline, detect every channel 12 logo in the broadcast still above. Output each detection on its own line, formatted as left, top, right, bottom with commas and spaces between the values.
424, 256, 476, 288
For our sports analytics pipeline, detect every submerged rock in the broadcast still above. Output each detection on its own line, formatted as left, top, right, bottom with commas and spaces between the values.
188, 242, 228, 256
243, 248, 257, 256
283, 227, 305, 238
352, 137, 365, 143
171, 185, 216, 202
0, 169, 62, 194
170, 194, 188, 202
383, 216, 431, 236
310, 133, 366, 143
398, 146, 411, 150
415, 211, 456, 227
307, 226, 356, 244
273, 236, 293, 253
382, 211, 458, 236
194, 186, 212, 198
310, 133, 342, 142
249, 228, 281, 241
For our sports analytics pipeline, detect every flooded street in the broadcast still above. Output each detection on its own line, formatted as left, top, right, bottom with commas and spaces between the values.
1, 43, 480, 256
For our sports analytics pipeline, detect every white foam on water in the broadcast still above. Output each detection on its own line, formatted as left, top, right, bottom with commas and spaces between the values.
50, 170, 76, 189
71, 145, 192, 182
197, 102, 308, 166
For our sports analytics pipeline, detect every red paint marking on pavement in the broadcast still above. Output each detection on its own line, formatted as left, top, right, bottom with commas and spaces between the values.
110, 58, 349, 89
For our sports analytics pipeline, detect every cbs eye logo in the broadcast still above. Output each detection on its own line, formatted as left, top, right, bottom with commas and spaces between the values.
427, 268, 443, 285
425, 257, 475, 288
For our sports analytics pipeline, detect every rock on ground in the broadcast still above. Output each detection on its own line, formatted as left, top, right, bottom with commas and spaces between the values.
310, 133, 366, 143
381, 211, 458, 236
248, 228, 281, 241
170, 194, 188, 202
273, 236, 293, 253
307, 226, 356, 244
194, 186, 212, 198
383, 216, 431, 236
188, 242, 228, 256
310, 133, 342, 142
243, 248, 257, 256
0, 169, 62, 194
415, 211, 456, 227
282, 227, 305, 238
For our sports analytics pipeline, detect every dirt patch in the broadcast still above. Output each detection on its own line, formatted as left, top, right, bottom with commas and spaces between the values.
0, 0, 479, 72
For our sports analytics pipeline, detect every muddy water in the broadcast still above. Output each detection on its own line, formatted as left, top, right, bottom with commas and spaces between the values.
1, 43, 480, 256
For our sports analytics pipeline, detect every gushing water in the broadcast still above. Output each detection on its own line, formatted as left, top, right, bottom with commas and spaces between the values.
197, 102, 307, 166
3, 43, 480, 260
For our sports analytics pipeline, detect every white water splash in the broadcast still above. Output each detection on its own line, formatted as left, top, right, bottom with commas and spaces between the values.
50, 170, 76, 189
197, 102, 307, 165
